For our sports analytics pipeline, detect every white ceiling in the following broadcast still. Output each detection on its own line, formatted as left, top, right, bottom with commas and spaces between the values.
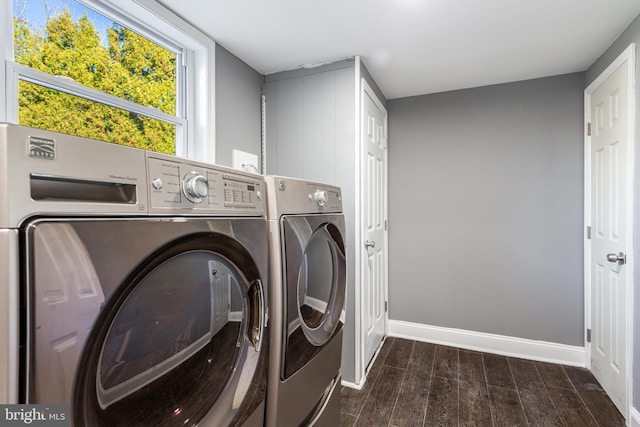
157, 0, 640, 100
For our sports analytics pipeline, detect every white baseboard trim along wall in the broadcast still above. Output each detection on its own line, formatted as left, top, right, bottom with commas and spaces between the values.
388, 320, 585, 367
340, 379, 363, 390
341, 336, 389, 390
631, 408, 640, 427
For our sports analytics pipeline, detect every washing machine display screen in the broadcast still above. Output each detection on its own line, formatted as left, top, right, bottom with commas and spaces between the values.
96, 251, 243, 408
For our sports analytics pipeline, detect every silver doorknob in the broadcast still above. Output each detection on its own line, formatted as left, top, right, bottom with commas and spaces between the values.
607, 252, 626, 265
364, 240, 375, 249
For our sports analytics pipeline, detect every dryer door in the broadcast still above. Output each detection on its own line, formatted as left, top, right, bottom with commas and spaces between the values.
281, 214, 346, 379
26, 220, 268, 427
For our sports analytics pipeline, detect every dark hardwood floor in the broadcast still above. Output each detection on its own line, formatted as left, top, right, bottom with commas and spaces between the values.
340, 337, 625, 427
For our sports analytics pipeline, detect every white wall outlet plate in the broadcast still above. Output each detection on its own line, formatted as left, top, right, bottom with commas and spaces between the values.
232, 149, 259, 174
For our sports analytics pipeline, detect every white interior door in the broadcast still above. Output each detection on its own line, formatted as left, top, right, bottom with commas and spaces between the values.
589, 57, 630, 416
209, 261, 231, 335
361, 79, 387, 370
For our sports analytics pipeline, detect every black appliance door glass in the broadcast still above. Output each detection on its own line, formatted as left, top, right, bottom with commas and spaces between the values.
282, 216, 346, 378
97, 251, 238, 407
298, 232, 335, 330
67, 231, 265, 427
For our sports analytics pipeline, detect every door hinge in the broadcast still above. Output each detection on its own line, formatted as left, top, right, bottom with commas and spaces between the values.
586, 226, 591, 240
384, 220, 388, 231
586, 328, 591, 343
587, 122, 592, 136
385, 301, 388, 312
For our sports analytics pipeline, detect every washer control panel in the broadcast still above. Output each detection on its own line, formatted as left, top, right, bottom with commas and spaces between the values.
307, 184, 341, 211
147, 156, 264, 214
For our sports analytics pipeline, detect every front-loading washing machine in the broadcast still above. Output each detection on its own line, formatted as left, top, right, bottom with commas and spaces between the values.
0, 124, 269, 426
264, 176, 346, 427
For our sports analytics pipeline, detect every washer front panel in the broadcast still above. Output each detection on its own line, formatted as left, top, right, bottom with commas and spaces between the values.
24, 217, 269, 426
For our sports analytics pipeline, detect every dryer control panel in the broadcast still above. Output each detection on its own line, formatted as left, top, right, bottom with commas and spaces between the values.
147, 155, 265, 215
263, 176, 343, 218
307, 184, 342, 212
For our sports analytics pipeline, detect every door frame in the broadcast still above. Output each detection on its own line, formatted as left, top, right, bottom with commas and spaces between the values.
354, 73, 389, 384
583, 43, 635, 421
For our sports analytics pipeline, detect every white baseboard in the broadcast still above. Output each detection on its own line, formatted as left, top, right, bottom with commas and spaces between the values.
630, 407, 640, 427
342, 336, 390, 390
340, 379, 363, 390
388, 320, 585, 367
304, 296, 346, 323
304, 295, 327, 314
228, 311, 243, 322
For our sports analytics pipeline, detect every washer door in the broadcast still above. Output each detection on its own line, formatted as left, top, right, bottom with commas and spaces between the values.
40, 229, 269, 427
281, 215, 346, 379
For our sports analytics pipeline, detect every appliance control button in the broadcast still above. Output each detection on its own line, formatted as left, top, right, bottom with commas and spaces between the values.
256, 190, 262, 200
183, 171, 209, 203
313, 189, 328, 207
151, 178, 163, 190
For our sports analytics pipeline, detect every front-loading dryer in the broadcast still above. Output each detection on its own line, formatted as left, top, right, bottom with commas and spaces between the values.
264, 176, 346, 427
0, 124, 269, 426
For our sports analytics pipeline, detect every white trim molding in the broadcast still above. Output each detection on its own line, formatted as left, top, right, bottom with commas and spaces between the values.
228, 311, 243, 322
342, 336, 388, 390
353, 55, 363, 384
0, 0, 10, 122
388, 320, 585, 367
631, 407, 640, 427
341, 379, 364, 391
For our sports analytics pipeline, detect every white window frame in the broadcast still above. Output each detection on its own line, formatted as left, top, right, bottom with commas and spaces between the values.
6, 62, 189, 152
1, 0, 216, 162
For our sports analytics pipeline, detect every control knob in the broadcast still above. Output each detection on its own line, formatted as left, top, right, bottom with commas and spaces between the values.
312, 189, 328, 207
151, 177, 163, 190
183, 171, 209, 203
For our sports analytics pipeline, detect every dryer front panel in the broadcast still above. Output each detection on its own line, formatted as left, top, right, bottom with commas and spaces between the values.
24, 217, 269, 427
280, 214, 346, 379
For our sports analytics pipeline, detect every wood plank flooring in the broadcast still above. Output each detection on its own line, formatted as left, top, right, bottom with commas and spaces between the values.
340, 337, 625, 427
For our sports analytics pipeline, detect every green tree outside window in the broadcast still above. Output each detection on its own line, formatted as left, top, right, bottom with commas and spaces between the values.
14, 7, 178, 154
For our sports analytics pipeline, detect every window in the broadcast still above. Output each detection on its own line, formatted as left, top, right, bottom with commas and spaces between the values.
2, 0, 215, 160
18, 79, 178, 153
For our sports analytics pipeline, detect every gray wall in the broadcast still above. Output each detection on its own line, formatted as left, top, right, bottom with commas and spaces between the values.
263, 59, 355, 181
387, 73, 585, 346
586, 12, 640, 411
215, 44, 263, 168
